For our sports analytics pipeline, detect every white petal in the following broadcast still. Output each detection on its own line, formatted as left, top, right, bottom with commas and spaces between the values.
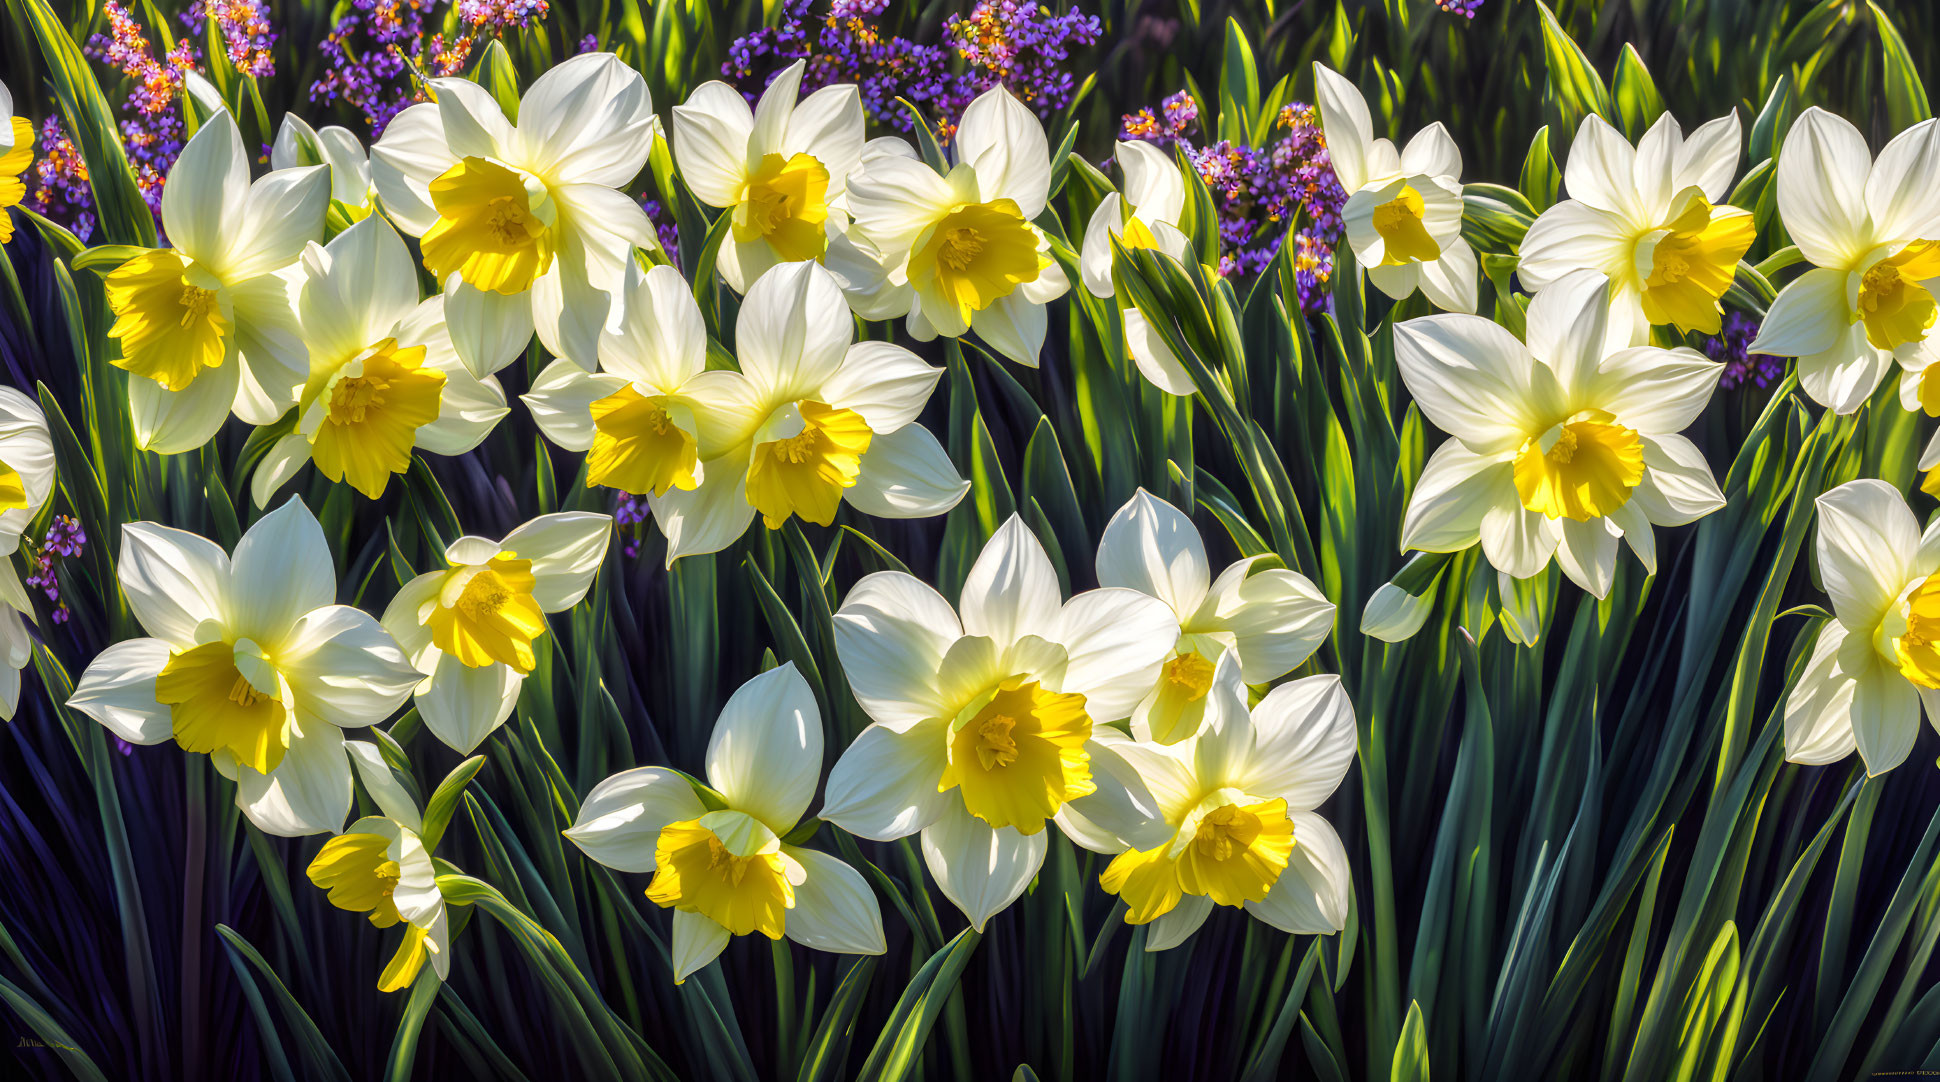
960, 517, 1063, 649
1815, 479, 1918, 634
833, 572, 962, 726
428, 76, 514, 160
1776, 108, 1874, 269
501, 512, 612, 611
1079, 196, 1122, 298
1415, 238, 1479, 314
1591, 347, 1723, 434
671, 909, 732, 984
845, 155, 958, 258
1747, 267, 1847, 361
1524, 269, 1621, 396
845, 424, 969, 519
1865, 119, 1940, 246
736, 262, 852, 402
1554, 516, 1620, 599
68, 638, 173, 744
671, 81, 756, 207
1392, 315, 1543, 453
1055, 585, 1181, 723
1669, 113, 1742, 204
1187, 651, 1257, 788
417, 653, 521, 754
1124, 306, 1198, 395
523, 359, 626, 452
970, 291, 1052, 367
228, 497, 336, 643
1203, 563, 1336, 685
343, 740, 423, 831
117, 522, 231, 645
233, 720, 351, 837
920, 802, 1047, 931
820, 717, 951, 840
1399, 122, 1463, 181
818, 342, 942, 433
1096, 489, 1210, 617
1054, 734, 1168, 852
1479, 498, 1560, 580
783, 83, 865, 196
955, 86, 1050, 218
1516, 200, 1633, 292
1851, 656, 1920, 776
445, 276, 537, 379
162, 112, 248, 264
1312, 64, 1374, 193
706, 662, 822, 834
603, 263, 707, 392
1796, 321, 1891, 416
1561, 114, 1643, 219
1144, 894, 1213, 951
222, 166, 331, 281
1400, 441, 1513, 553
530, 256, 609, 373
128, 355, 241, 454
515, 53, 656, 187
368, 102, 456, 235
1119, 140, 1186, 224
1783, 622, 1859, 765
647, 453, 757, 564
782, 847, 886, 955
564, 766, 708, 872
1633, 434, 1726, 526
1246, 812, 1351, 934
278, 606, 422, 729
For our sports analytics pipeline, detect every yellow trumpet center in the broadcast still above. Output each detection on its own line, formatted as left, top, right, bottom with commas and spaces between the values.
1144, 649, 1218, 745
1513, 413, 1645, 521
105, 249, 232, 392
1371, 185, 1439, 266
1100, 796, 1296, 923
745, 401, 873, 530
425, 555, 546, 673
1893, 573, 1940, 688
587, 385, 700, 498
155, 639, 288, 775
308, 832, 406, 927
0, 457, 26, 511
0, 116, 32, 242
1858, 240, 1940, 351
1918, 365, 1940, 418
306, 339, 445, 500
734, 152, 831, 262
938, 679, 1094, 834
421, 157, 556, 295
645, 815, 795, 940
910, 199, 1045, 322
1636, 196, 1755, 335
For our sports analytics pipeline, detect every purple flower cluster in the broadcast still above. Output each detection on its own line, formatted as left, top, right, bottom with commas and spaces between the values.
641, 199, 679, 263
29, 118, 96, 242
723, 0, 1099, 141
1703, 312, 1784, 390
189, 0, 277, 78
86, 2, 202, 225
1435, 0, 1486, 17
458, 0, 550, 31
1122, 97, 1346, 308
614, 493, 650, 559
24, 516, 86, 625
311, 0, 470, 137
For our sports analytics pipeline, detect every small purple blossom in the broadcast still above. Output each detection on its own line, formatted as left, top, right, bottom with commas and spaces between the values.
1704, 312, 1784, 390
29, 118, 96, 242
1436, 0, 1486, 18
24, 516, 86, 625
641, 198, 679, 264
614, 494, 650, 559
188, 0, 277, 79
86, 1, 202, 228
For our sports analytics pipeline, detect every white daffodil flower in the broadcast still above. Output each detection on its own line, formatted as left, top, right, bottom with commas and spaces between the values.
524, 261, 761, 508
102, 111, 328, 453
1097, 670, 1356, 950
845, 85, 1071, 366
1785, 480, 1940, 776
382, 512, 612, 753
673, 60, 864, 292
1520, 112, 1749, 341
307, 809, 448, 992
271, 113, 377, 219
1078, 141, 1202, 394
251, 215, 509, 503
1313, 63, 1477, 314
822, 137, 923, 320
1096, 490, 1334, 743
565, 663, 886, 983
643, 261, 969, 563
370, 52, 660, 377
0, 387, 53, 718
67, 498, 422, 836
821, 516, 1179, 930
1748, 108, 1940, 414
1393, 270, 1727, 598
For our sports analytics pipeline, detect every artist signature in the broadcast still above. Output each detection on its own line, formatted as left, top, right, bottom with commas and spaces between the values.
16, 1036, 81, 1052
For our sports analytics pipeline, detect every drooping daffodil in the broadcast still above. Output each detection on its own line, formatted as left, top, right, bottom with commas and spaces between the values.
1519, 111, 1751, 341
637, 261, 968, 563
564, 663, 886, 983
272, 113, 378, 220
1098, 670, 1356, 950
307, 744, 454, 992
1096, 490, 1334, 743
0, 387, 53, 717
1078, 141, 1202, 394
1313, 62, 1477, 314
1393, 269, 1727, 598
820, 516, 1180, 930
370, 52, 660, 377
1785, 480, 1940, 776
1748, 108, 1940, 413
845, 85, 1071, 366
672, 59, 864, 292
382, 512, 612, 753
67, 498, 422, 835
252, 215, 509, 503
101, 111, 328, 452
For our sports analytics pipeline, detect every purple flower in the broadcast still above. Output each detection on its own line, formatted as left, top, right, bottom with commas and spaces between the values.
24, 516, 86, 625
614, 493, 650, 559
187, 0, 277, 79
1703, 312, 1784, 390
86, 1, 202, 229
1436, 0, 1486, 18
29, 118, 97, 242
641, 198, 679, 263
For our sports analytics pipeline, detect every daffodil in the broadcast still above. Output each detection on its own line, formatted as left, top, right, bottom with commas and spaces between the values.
1784, 480, 1940, 775
0, 386, 53, 718
1748, 109, 1940, 413
564, 663, 886, 983
1, 81, 31, 245
370, 52, 660, 376
382, 512, 612, 753
272, 114, 377, 219
673, 60, 864, 292
1097, 667, 1356, 950
101, 111, 329, 452
1078, 141, 1202, 394
1393, 270, 1727, 598
821, 138, 923, 320
639, 262, 968, 563
844, 85, 1071, 366
1096, 490, 1334, 744
67, 499, 423, 835
1519, 112, 1751, 341
1313, 63, 1477, 314
251, 216, 509, 502
524, 261, 760, 507
821, 517, 1179, 929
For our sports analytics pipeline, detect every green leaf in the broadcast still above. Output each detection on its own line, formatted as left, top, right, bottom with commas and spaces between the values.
1871, 2, 1932, 130
855, 930, 982, 1082
1611, 44, 1665, 139
1391, 1001, 1430, 1082
1534, 0, 1614, 132
1519, 126, 1560, 211
421, 755, 487, 852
